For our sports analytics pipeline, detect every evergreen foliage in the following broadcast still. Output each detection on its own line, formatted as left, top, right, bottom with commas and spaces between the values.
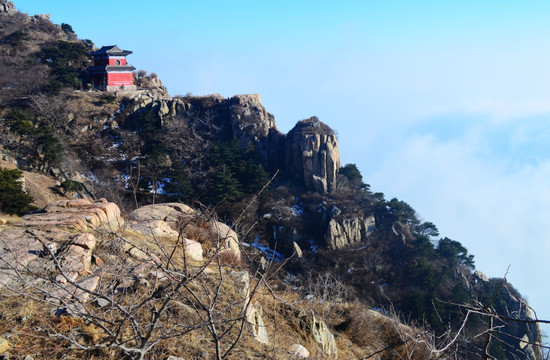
60, 180, 84, 194
36, 128, 64, 168
3, 30, 29, 47
39, 40, 88, 91
340, 163, 370, 190
60, 23, 74, 34
206, 139, 269, 207
163, 162, 196, 202
0, 168, 36, 215
437, 237, 475, 269
5, 108, 35, 136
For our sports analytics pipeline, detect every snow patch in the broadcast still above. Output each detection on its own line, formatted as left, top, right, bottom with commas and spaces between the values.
251, 242, 284, 262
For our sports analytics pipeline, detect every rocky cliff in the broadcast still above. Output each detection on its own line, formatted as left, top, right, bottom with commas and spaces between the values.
285, 117, 340, 194
229, 94, 283, 169
126, 95, 341, 186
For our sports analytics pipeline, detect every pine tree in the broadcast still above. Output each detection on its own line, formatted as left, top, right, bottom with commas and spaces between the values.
0, 168, 36, 215
208, 164, 243, 207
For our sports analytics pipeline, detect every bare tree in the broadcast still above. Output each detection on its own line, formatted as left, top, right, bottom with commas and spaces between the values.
160, 109, 220, 187
29, 92, 70, 131
359, 277, 550, 360
0, 181, 277, 359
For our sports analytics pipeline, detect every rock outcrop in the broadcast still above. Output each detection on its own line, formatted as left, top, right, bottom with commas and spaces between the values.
299, 311, 337, 357
0, 229, 103, 302
129, 202, 194, 227
285, 117, 341, 194
129, 202, 240, 263
230, 271, 269, 344
127, 93, 283, 170
20, 198, 123, 232
0, 199, 124, 299
0, 0, 16, 15
128, 96, 187, 125
468, 277, 542, 360
229, 94, 282, 168
325, 215, 376, 250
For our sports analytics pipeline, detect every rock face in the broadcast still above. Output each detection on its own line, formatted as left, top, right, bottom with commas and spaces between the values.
0, 0, 16, 15
128, 96, 186, 125
468, 278, 542, 360
229, 94, 282, 168
496, 286, 541, 360
285, 117, 341, 194
128, 93, 283, 170
325, 215, 376, 250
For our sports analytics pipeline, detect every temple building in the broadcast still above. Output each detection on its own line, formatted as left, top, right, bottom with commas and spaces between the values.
88, 45, 136, 91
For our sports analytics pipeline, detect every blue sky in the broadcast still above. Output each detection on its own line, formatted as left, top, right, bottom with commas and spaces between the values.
17, 0, 550, 335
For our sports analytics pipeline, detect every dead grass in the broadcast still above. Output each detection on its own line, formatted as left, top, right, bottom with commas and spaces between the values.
0, 210, 435, 360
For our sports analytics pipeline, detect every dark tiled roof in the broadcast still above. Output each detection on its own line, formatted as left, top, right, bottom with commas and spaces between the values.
87, 65, 136, 73
90, 45, 133, 56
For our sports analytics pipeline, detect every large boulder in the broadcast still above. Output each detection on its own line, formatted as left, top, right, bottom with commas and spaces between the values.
208, 220, 241, 263
129, 202, 194, 230
285, 117, 340, 194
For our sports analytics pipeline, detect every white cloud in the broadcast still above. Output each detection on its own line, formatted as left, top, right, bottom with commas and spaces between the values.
361, 125, 550, 325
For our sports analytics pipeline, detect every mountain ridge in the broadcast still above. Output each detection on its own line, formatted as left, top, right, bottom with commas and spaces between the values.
0, 1, 545, 359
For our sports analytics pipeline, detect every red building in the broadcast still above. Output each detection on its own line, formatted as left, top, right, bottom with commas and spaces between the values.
88, 45, 136, 91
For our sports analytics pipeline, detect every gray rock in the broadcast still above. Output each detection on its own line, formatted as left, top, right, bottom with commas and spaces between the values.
285, 117, 340, 193
288, 344, 310, 358
299, 312, 337, 357
0, 0, 16, 15
96, 297, 110, 308
325, 215, 376, 250
230, 271, 250, 300
247, 304, 269, 344
229, 94, 281, 168
474, 270, 489, 283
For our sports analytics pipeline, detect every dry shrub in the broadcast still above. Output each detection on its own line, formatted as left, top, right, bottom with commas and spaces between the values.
220, 248, 241, 266
178, 215, 213, 249
343, 303, 381, 347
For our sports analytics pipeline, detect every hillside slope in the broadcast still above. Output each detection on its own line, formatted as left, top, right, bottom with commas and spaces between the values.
0, 1, 545, 359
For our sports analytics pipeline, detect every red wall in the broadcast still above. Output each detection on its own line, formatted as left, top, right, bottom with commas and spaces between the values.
108, 57, 128, 66
107, 72, 134, 86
